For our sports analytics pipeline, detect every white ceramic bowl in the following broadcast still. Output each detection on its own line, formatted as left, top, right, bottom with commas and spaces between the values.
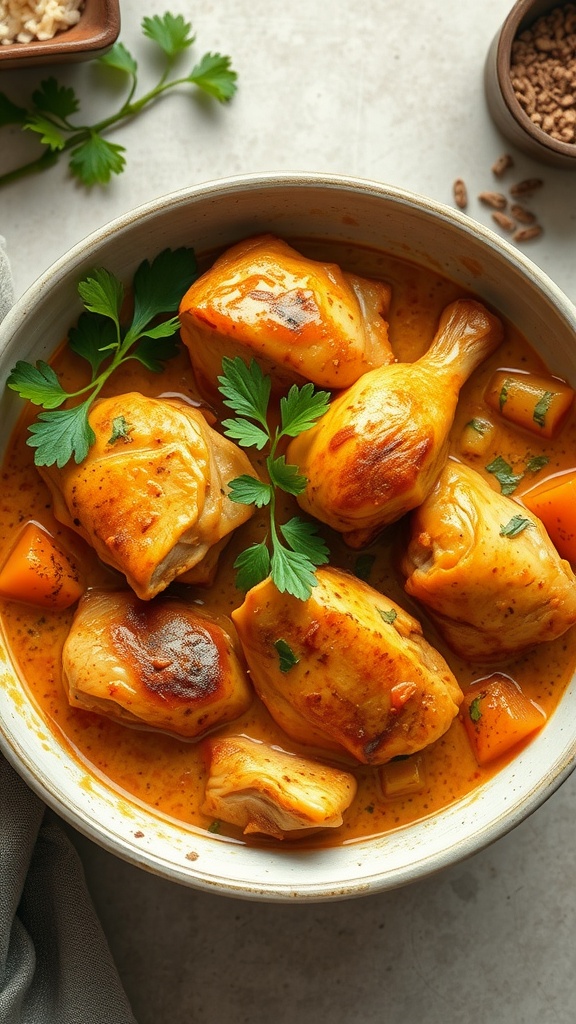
1, 173, 575, 902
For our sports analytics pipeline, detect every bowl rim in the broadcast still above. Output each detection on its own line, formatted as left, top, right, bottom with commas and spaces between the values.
0, 0, 120, 66
1, 170, 576, 902
495, 0, 576, 159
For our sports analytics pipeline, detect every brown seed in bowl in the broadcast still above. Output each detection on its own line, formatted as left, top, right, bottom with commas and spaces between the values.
510, 204, 537, 224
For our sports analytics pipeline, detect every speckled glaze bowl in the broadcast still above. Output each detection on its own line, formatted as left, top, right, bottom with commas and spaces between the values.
1, 173, 576, 902
484, 0, 576, 169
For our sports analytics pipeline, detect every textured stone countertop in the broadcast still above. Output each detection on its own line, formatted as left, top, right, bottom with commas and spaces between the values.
1, 2, 576, 1022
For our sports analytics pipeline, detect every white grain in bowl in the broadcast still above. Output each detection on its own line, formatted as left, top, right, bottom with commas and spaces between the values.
0, 0, 84, 44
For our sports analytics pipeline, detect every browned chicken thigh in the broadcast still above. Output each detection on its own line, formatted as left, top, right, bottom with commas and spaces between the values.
232, 567, 462, 765
202, 735, 357, 840
62, 589, 253, 738
39, 392, 258, 599
401, 460, 576, 660
287, 299, 503, 547
178, 233, 393, 393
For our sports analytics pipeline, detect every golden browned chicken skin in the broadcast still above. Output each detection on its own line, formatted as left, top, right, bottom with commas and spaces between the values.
287, 299, 503, 547
401, 460, 576, 660
178, 233, 393, 393
232, 567, 462, 765
62, 589, 252, 738
39, 392, 258, 600
202, 735, 357, 840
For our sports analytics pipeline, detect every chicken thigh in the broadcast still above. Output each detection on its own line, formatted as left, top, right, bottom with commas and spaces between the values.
62, 589, 252, 738
232, 567, 462, 765
202, 735, 357, 840
401, 460, 576, 660
178, 233, 393, 393
287, 299, 503, 547
39, 392, 258, 599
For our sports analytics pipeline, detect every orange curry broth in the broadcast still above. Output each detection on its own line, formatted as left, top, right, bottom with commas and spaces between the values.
1, 241, 576, 848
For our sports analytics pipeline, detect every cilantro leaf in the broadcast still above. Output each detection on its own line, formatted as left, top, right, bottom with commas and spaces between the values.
68, 313, 117, 377
233, 543, 271, 592
0, 93, 27, 126
142, 13, 195, 59
187, 53, 238, 102
32, 78, 79, 120
69, 134, 126, 187
11, 248, 196, 469
78, 268, 124, 325
129, 248, 198, 340
499, 515, 533, 537
273, 639, 299, 673
218, 357, 271, 427
271, 545, 319, 600
525, 454, 550, 474
280, 382, 331, 437
469, 694, 485, 723
6, 360, 67, 409
485, 455, 524, 496
107, 416, 133, 445
24, 115, 66, 151
26, 402, 95, 467
533, 391, 554, 428
221, 418, 270, 450
280, 518, 329, 565
99, 42, 138, 76
228, 476, 272, 508
378, 608, 398, 625
268, 455, 307, 495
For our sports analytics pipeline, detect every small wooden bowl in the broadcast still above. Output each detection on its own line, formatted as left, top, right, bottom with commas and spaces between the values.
0, 0, 120, 68
484, 0, 576, 170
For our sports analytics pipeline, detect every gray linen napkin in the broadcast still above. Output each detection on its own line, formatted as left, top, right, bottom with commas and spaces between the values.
0, 238, 137, 1024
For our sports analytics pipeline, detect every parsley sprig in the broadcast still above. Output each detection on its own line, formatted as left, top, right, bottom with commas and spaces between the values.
218, 357, 331, 601
0, 13, 237, 189
7, 247, 197, 467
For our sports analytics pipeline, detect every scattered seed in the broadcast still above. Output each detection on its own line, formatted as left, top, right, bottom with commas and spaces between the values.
453, 178, 468, 209
492, 211, 516, 231
510, 203, 537, 224
512, 224, 543, 242
509, 177, 545, 195
478, 191, 508, 209
491, 153, 514, 176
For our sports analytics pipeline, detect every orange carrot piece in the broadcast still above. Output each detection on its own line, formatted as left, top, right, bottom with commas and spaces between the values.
521, 472, 576, 564
0, 520, 84, 610
485, 369, 574, 438
462, 674, 546, 766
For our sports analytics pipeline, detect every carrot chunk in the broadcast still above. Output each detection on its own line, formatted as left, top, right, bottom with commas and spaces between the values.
462, 674, 546, 766
0, 521, 84, 609
521, 472, 576, 564
485, 369, 574, 438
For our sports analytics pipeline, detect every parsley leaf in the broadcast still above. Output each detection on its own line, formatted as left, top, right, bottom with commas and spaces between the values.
378, 608, 398, 625
107, 416, 134, 445
533, 391, 554, 428
7, 248, 198, 468
485, 455, 524, 495
499, 515, 533, 538
274, 639, 299, 673
469, 694, 485, 723
220, 356, 331, 600
525, 454, 550, 474
0, 15, 238, 190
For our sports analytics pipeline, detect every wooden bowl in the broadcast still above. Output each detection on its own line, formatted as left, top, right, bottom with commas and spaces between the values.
484, 0, 576, 170
0, 0, 120, 68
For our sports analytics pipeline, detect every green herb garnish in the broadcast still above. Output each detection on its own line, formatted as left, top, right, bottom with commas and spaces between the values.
499, 378, 512, 412
466, 417, 492, 435
378, 608, 398, 625
499, 515, 533, 538
533, 391, 554, 429
274, 639, 300, 673
7, 248, 197, 467
107, 416, 134, 446
525, 454, 550, 474
469, 694, 485, 723
0, 14, 237, 189
218, 356, 330, 600
485, 455, 524, 496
